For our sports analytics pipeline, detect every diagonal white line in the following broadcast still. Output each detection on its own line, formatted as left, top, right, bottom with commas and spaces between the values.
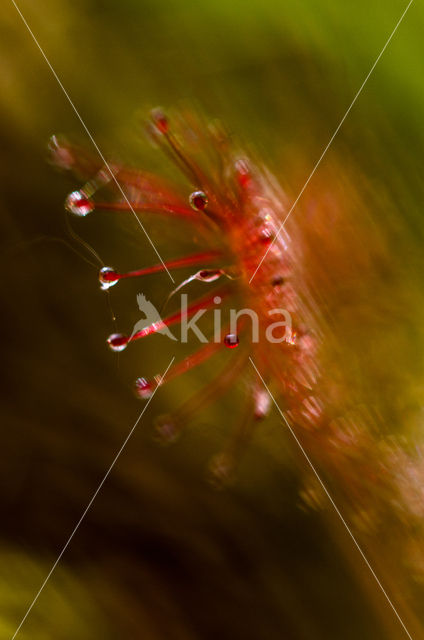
249, 0, 414, 284
10, 0, 175, 283
248, 356, 413, 639
10, 356, 175, 640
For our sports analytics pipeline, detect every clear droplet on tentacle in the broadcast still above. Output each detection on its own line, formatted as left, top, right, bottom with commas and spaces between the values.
224, 333, 239, 348
107, 333, 128, 352
189, 190, 208, 211
259, 227, 274, 244
151, 107, 169, 134
254, 389, 271, 420
234, 157, 251, 188
271, 275, 285, 287
65, 190, 94, 216
134, 377, 154, 400
99, 266, 119, 290
286, 330, 297, 346
197, 269, 222, 282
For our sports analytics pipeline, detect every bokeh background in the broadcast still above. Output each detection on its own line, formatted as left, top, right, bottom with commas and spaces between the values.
1, 1, 424, 638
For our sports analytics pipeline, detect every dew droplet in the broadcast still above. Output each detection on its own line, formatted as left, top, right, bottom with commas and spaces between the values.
286, 330, 297, 346
107, 333, 128, 352
271, 275, 285, 287
99, 266, 119, 290
198, 269, 222, 282
134, 377, 154, 399
254, 389, 271, 420
189, 190, 208, 211
259, 227, 274, 244
151, 107, 169, 134
65, 190, 94, 216
224, 333, 239, 348
235, 158, 251, 188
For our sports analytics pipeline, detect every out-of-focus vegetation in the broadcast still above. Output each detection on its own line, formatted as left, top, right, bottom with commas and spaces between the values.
1, 1, 423, 638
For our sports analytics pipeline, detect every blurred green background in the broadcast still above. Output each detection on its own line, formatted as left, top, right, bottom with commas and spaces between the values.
1, 0, 424, 638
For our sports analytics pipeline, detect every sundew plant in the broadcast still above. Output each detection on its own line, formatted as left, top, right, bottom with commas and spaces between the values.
1, 1, 424, 639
